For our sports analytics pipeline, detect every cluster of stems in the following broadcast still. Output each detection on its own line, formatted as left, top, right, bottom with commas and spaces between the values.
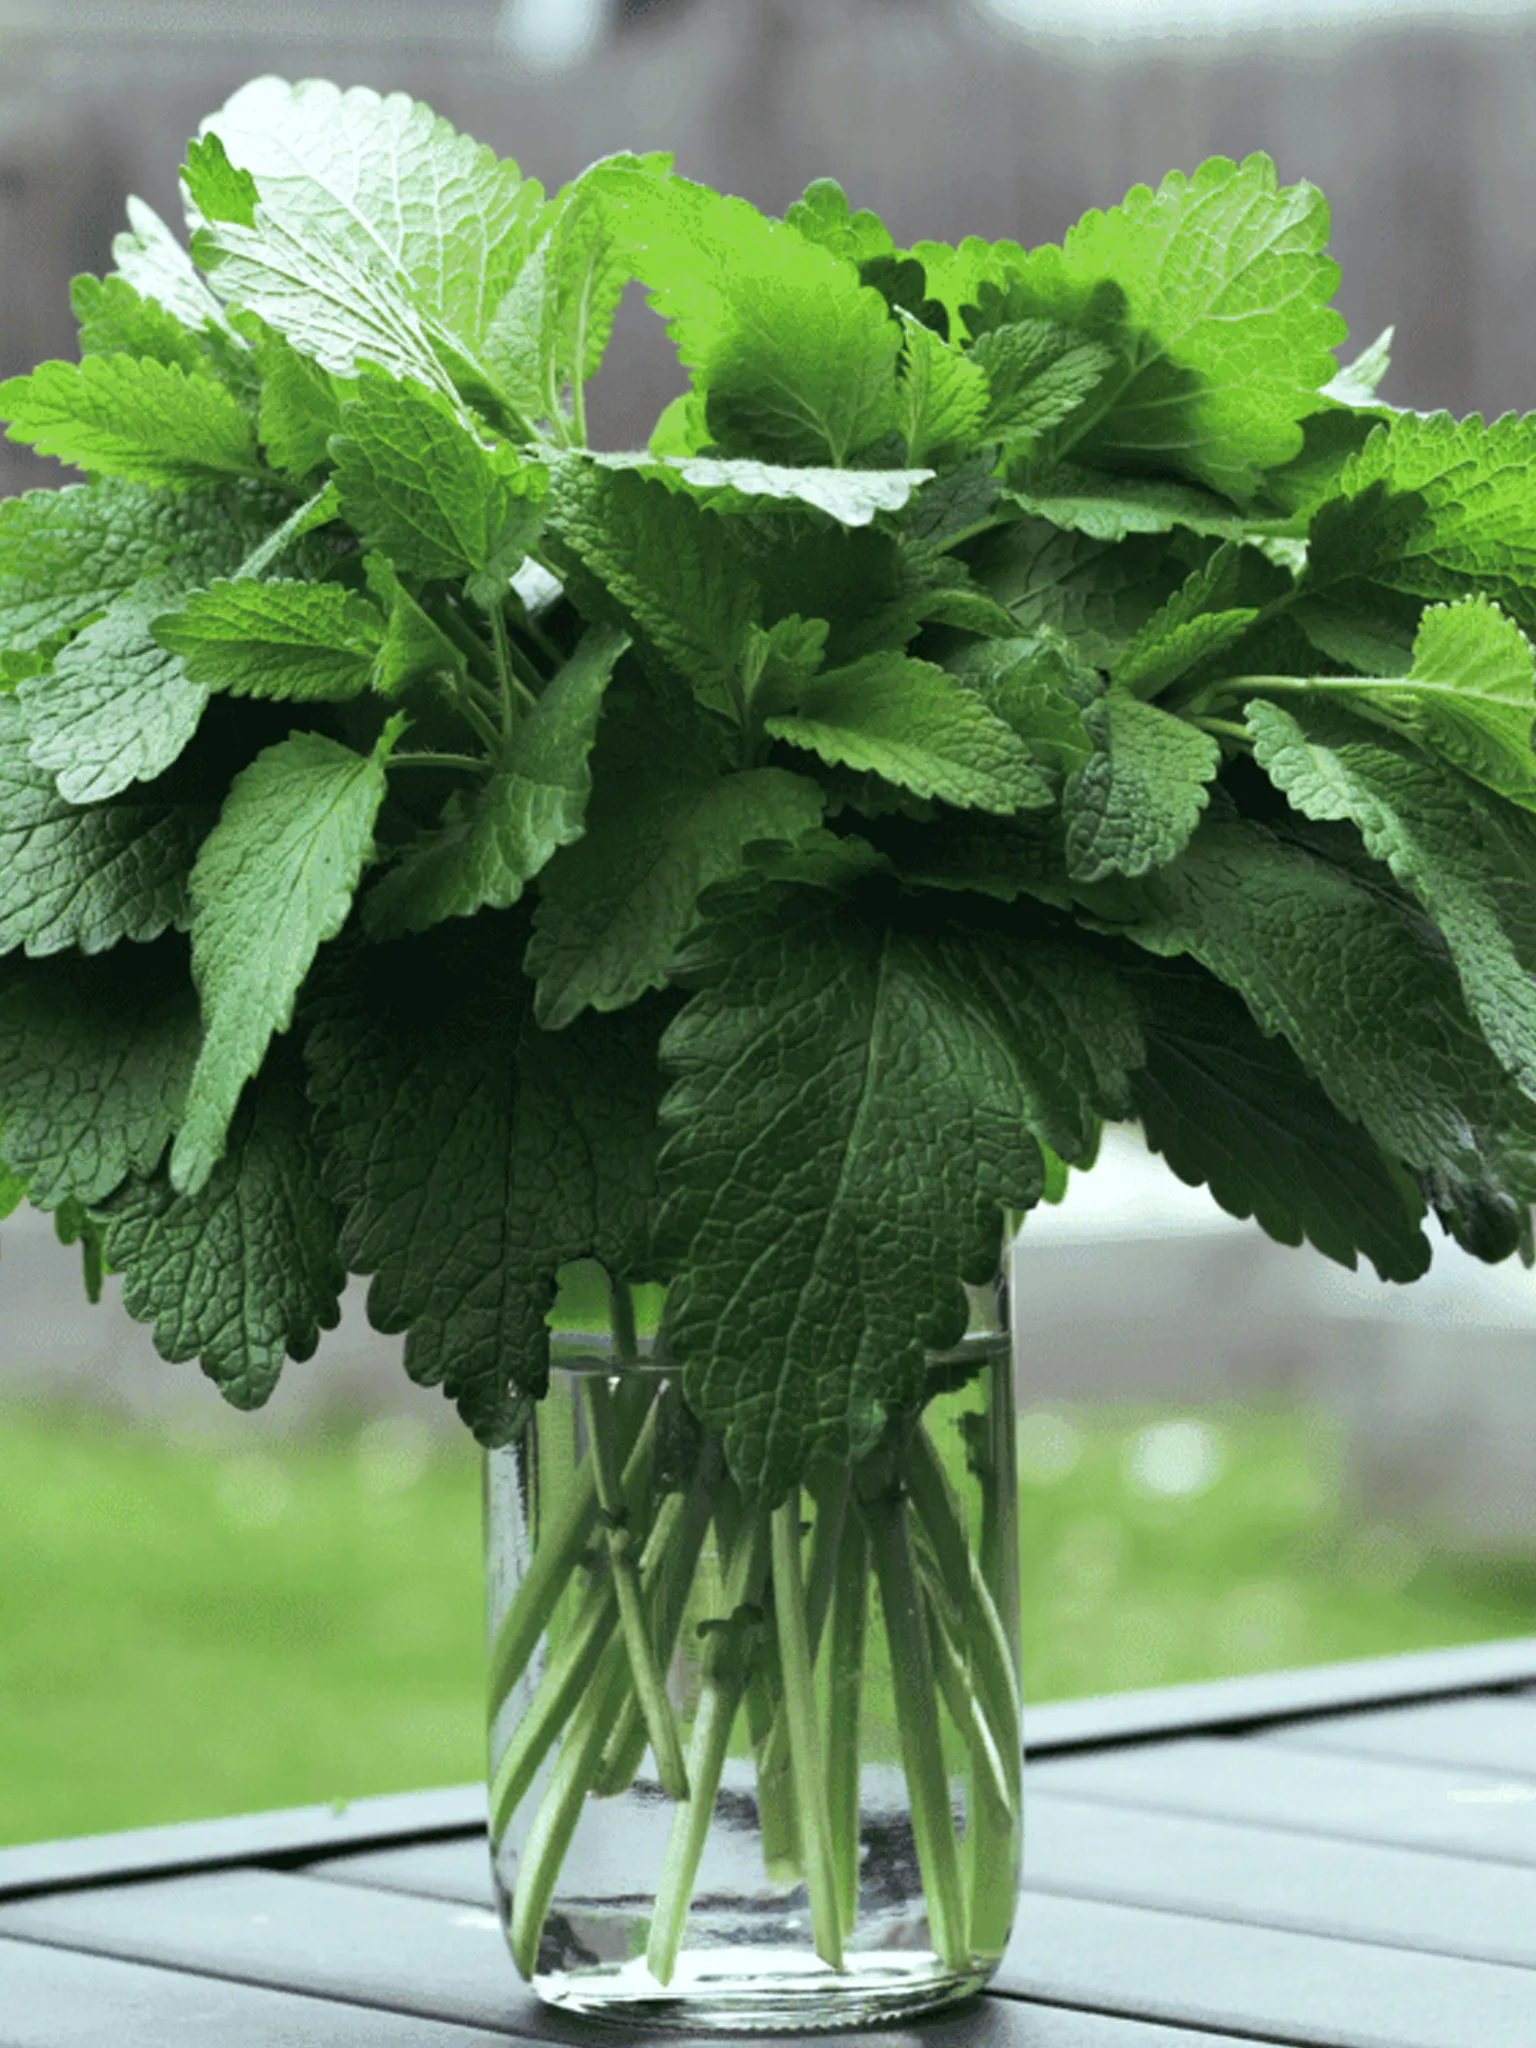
486, 1327, 1021, 1987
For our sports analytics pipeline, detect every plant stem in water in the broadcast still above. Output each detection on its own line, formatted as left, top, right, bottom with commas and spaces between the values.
825, 1500, 868, 1936
770, 1494, 844, 1972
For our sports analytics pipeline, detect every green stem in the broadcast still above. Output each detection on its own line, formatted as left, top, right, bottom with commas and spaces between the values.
753, 1474, 846, 1877
903, 1427, 1022, 1790
489, 1564, 619, 1844
825, 1504, 868, 1937
967, 1351, 1024, 1959
1192, 715, 1254, 746
861, 1482, 969, 1973
744, 1637, 801, 1883
770, 1495, 844, 1972
647, 1504, 771, 1986
920, 1562, 1010, 1813
389, 750, 493, 775
585, 1377, 690, 1802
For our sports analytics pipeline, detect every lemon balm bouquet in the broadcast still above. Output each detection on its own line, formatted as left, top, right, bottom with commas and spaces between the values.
3, 76, 1535, 2030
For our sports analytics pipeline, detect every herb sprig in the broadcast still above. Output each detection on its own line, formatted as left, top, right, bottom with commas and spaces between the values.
3, 79, 1535, 1504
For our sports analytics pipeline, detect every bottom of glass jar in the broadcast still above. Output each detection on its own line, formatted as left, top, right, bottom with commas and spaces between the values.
531, 1948, 993, 2033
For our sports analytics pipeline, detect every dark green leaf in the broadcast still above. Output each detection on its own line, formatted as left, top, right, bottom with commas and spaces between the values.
1063, 695, 1221, 880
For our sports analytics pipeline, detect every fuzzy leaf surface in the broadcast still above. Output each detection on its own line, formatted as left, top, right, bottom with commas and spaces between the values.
172, 723, 399, 1193
897, 314, 989, 465
658, 891, 1139, 1497
767, 654, 1054, 815
1064, 695, 1221, 881
0, 699, 211, 957
969, 320, 1113, 444
70, 275, 217, 376
1247, 696, 1536, 1096
0, 356, 257, 484
111, 196, 233, 335
587, 163, 902, 465
364, 625, 625, 939
1005, 463, 1253, 544
101, 1053, 344, 1409
0, 942, 200, 1207
153, 579, 385, 701
527, 698, 824, 1027
570, 450, 934, 528
305, 928, 660, 1442
1121, 951, 1430, 1280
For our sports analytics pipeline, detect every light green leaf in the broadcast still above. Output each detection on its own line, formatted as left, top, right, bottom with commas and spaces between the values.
1001, 154, 1346, 497
182, 131, 258, 228
954, 630, 1096, 779
969, 319, 1114, 444
364, 625, 626, 939
586, 162, 903, 465
363, 555, 469, 699
897, 313, 989, 466
171, 720, 402, 1193
101, 1051, 345, 1410
657, 891, 1137, 1498
0, 356, 258, 484
527, 696, 825, 1027
305, 925, 660, 1442
565, 449, 934, 527
111, 195, 232, 336
550, 462, 756, 712
766, 653, 1055, 815
0, 1161, 24, 1219
1248, 695, 1536, 1096
70, 274, 218, 377
0, 477, 284, 657
250, 327, 347, 480
0, 942, 200, 1207
1005, 462, 1254, 543
903, 235, 1022, 342
1122, 950, 1430, 1281
20, 584, 211, 804
1321, 325, 1393, 406
784, 179, 895, 265
0, 698, 212, 957
332, 373, 544, 595
1112, 547, 1260, 696
153, 579, 385, 701
1129, 805, 1536, 1187
1064, 694, 1221, 881
1309, 411, 1536, 635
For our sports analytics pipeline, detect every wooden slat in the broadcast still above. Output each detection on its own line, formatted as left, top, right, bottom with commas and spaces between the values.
0, 1785, 487, 1905
1035, 1735, 1536, 1864
994, 1891, 1536, 2047
0, 1931, 508, 2047
0, 1868, 1258, 2047
1026, 1637, 1536, 1755
1261, 1697, 1536, 1776
1024, 1790, 1536, 1969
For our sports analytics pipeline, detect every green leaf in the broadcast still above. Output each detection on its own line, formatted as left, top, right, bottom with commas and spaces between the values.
111, 195, 232, 336
194, 78, 543, 398
0, 941, 200, 1207
657, 889, 1137, 1498
1298, 596, 1536, 812
1308, 412, 1536, 634
1005, 462, 1254, 543
0, 356, 258, 485
364, 625, 626, 939
1129, 804, 1536, 1187
100, 1051, 345, 1410
305, 925, 660, 1442
20, 584, 210, 804
550, 463, 756, 713
153, 579, 386, 702
1064, 695, 1221, 881
1247, 695, 1536, 1097
363, 555, 469, 699
1321, 325, 1393, 406
955, 630, 1097, 780
1121, 950, 1430, 1281
250, 328, 347, 480
0, 1161, 24, 1220
331, 373, 545, 596
0, 698, 212, 957
171, 721, 402, 1194
1002, 154, 1345, 497
70, 274, 218, 376
969, 320, 1114, 445
904, 235, 1022, 342
784, 179, 895, 266
766, 653, 1055, 815
977, 516, 1187, 667
586, 163, 903, 465
566, 450, 934, 528
183, 132, 259, 228
897, 313, 989, 466
0, 477, 282, 659
1111, 547, 1260, 696
526, 695, 825, 1028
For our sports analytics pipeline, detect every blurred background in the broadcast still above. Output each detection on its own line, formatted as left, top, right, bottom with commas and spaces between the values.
2, 0, 1534, 1848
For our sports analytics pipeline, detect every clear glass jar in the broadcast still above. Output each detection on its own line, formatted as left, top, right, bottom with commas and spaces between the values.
484, 1273, 1021, 2032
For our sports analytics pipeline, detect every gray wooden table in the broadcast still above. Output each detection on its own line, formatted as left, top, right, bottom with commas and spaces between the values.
3, 1637, 1534, 2047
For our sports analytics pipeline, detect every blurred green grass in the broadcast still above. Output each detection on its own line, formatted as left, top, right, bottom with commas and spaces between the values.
2, 1392, 1531, 1849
